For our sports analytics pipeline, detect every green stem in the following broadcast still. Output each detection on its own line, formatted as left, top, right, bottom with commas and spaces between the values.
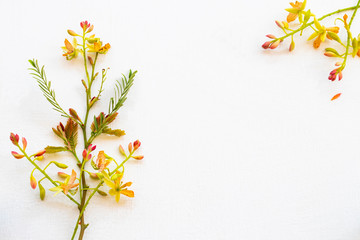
19, 147, 80, 206
70, 150, 81, 164
341, 0, 360, 70
278, 5, 360, 41
75, 31, 100, 240
70, 153, 133, 240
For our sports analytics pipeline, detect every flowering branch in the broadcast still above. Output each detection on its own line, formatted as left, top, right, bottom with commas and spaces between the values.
10, 21, 143, 240
262, 1, 360, 100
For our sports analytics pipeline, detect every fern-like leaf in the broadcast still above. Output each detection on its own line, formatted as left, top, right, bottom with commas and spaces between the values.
28, 59, 78, 124
108, 70, 137, 114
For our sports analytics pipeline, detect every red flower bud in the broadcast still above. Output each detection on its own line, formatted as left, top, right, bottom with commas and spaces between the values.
59, 122, 65, 131
34, 149, 46, 157
10, 133, 19, 145
262, 41, 271, 49
133, 140, 141, 151
80, 21, 91, 30
82, 149, 87, 159
88, 144, 96, 152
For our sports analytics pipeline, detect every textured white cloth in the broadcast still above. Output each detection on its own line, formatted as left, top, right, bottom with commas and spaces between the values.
1, 0, 360, 239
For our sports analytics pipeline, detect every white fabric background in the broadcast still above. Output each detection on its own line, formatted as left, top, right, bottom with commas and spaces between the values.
2, 0, 360, 239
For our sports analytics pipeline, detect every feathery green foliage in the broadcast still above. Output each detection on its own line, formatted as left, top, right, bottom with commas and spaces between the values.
108, 70, 137, 114
28, 59, 69, 118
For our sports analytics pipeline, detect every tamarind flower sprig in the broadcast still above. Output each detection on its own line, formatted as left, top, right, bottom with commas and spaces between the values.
262, 1, 360, 100
10, 21, 143, 240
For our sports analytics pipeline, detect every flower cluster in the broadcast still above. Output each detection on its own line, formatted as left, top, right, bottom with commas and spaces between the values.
62, 21, 110, 60
262, 1, 360, 100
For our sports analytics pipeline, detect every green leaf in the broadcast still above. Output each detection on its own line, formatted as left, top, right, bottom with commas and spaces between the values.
102, 127, 126, 137
45, 146, 67, 153
28, 59, 72, 119
327, 32, 342, 44
108, 70, 137, 114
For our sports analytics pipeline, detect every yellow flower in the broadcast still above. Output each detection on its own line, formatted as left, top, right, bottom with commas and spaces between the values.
87, 38, 111, 54
102, 171, 134, 202
286, 1, 306, 23
49, 169, 79, 195
307, 18, 340, 49
62, 38, 79, 60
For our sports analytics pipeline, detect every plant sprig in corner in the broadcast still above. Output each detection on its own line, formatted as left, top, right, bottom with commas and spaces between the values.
262, 1, 360, 100
10, 20, 144, 240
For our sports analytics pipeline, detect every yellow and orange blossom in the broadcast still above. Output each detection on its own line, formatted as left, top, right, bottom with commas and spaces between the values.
286, 0, 306, 23
49, 169, 79, 195
96, 150, 112, 172
62, 38, 79, 60
102, 171, 134, 202
307, 18, 340, 48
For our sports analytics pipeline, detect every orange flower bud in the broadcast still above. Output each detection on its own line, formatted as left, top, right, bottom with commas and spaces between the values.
88, 56, 94, 65
132, 155, 144, 160
266, 34, 276, 39
128, 142, 133, 153
67, 29, 78, 36
81, 79, 88, 90
30, 175, 37, 189
58, 172, 69, 178
270, 40, 281, 49
324, 52, 337, 57
289, 41, 295, 52
11, 151, 24, 159
86, 25, 94, 33
119, 145, 126, 156
22, 137, 27, 150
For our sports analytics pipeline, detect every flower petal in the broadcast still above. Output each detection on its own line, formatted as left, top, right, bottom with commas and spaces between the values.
120, 189, 134, 198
